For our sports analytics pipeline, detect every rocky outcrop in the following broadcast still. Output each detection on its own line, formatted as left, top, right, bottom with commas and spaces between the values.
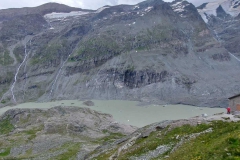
197, 0, 240, 54
83, 100, 94, 106
0, 106, 137, 159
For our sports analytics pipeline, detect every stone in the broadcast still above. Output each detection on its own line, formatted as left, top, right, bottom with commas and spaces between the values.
202, 113, 208, 118
83, 101, 95, 106
233, 111, 240, 115
234, 115, 240, 118
142, 130, 153, 138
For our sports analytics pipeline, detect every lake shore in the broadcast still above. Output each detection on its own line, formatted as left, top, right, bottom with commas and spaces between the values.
1, 100, 225, 127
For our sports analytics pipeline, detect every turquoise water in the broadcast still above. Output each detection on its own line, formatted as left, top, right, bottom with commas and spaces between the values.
1, 100, 225, 127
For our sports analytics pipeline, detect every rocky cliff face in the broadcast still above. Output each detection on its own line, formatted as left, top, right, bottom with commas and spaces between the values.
197, 0, 240, 55
0, 0, 240, 107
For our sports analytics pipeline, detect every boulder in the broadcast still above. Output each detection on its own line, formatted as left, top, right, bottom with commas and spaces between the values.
83, 101, 95, 106
233, 111, 240, 115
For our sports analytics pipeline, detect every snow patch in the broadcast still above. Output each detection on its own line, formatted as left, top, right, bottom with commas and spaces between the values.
170, 0, 189, 17
198, 0, 240, 23
114, 82, 124, 89
44, 11, 89, 20
145, 6, 153, 12
96, 6, 110, 13
133, 5, 140, 10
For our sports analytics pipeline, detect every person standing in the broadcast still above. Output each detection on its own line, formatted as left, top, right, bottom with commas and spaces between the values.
227, 107, 231, 114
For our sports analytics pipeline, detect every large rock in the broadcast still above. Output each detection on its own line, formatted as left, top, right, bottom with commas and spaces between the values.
83, 100, 95, 106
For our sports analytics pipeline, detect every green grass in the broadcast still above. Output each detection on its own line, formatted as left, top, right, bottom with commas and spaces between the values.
0, 50, 14, 66
68, 24, 184, 63
99, 132, 124, 143
13, 45, 24, 63
92, 148, 118, 160
0, 117, 14, 135
0, 73, 14, 96
94, 121, 240, 160
116, 123, 209, 159
167, 121, 240, 160
88, 131, 125, 159
30, 43, 62, 65
15, 148, 34, 159
0, 147, 11, 157
22, 125, 43, 141
19, 114, 31, 125
30, 40, 70, 65
52, 142, 81, 160
1, 99, 6, 104
92, 130, 125, 144
69, 35, 120, 62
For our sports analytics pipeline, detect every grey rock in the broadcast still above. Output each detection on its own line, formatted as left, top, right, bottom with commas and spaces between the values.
234, 115, 240, 118
233, 111, 240, 115
130, 145, 170, 160
83, 101, 95, 106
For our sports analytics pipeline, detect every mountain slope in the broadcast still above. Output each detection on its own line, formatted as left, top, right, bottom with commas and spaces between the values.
88, 114, 240, 160
0, 3, 93, 21
197, 0, 240, 55
0, 107, 238, 159
0, 0, 240, 107
0, 106, 136, 159
197, 0, 240, 22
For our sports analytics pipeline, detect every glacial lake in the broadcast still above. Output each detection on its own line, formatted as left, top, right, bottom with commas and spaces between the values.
1, 100, 225, 127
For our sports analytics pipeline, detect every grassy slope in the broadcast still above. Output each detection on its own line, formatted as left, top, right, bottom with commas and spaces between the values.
0, 117, 125, 159
1, 112, 240, 160
0, 50, 14, 66
0, 117, 14, 134
168, 121, 240, 160
94, 121, 240, 160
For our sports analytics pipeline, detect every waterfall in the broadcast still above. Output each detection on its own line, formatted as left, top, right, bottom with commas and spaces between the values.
88, 55, 122, 99
112, 55, 122, 99
229, 52, 240, 62
10, 38, 31, 103
48, 53, 72, 99
213, 30, 220, 41
23, 39, 32, 100
46, 19, 54, 30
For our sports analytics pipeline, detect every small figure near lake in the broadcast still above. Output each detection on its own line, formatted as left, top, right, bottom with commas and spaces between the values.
227, 107, 231, 114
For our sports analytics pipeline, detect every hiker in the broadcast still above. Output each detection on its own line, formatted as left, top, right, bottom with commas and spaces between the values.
227, 107, 231, 114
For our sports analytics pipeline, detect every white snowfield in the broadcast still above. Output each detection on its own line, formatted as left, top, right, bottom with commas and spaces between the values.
96, 6, 110, 13
171, 0, 190, 17
198, 0, 240, 23
44, 11, 89, 20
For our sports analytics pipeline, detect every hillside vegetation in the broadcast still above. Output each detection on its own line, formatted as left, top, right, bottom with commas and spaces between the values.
0, 107, 136, 159
90, 118, 240, 160
0, 107, 239, 159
